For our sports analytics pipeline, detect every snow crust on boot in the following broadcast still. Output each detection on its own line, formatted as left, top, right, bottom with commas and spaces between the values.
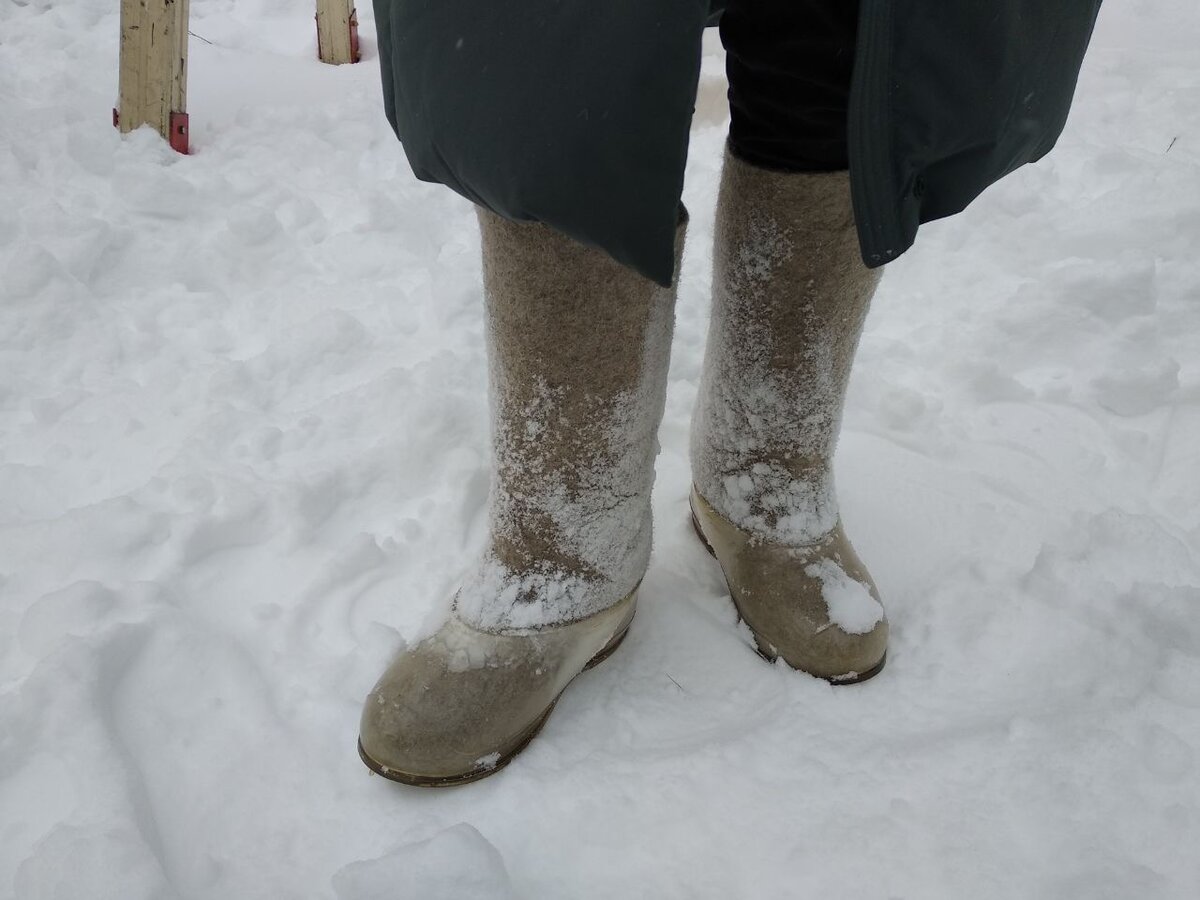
456, 210, 686, 631
691, 149, 880, 546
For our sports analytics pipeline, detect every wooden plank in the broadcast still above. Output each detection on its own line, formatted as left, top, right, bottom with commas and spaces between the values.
118, 0, 189, 142
316, 0, 357, 66
173, 0, 189, 115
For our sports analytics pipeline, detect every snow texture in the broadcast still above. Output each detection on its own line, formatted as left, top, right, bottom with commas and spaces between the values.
807, 559, 885, 635
331, 824, 516, 900
2, 3, 1199, 899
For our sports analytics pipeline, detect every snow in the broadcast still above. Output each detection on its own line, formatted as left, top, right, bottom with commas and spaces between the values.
807, 559, 884, 635
331, 824, 516, 900
2, 2, 1199, 899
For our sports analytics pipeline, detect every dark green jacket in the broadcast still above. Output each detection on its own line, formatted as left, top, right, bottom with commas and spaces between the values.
374, 1, 1102, 285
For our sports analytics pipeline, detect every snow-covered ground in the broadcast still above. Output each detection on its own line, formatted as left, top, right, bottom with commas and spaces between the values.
2, 2, 1199, 897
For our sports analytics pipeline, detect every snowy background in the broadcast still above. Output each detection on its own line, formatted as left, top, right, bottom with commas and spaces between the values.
2, 1, 1199, 898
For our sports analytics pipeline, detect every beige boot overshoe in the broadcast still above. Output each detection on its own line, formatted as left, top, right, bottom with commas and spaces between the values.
359, 592, 636, 786
690, 489, 886, 682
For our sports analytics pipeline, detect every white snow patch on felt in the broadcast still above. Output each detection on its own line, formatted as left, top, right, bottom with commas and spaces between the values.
807, 559, 884, 634
474, 751, 502, 771
332, 824, 516, 900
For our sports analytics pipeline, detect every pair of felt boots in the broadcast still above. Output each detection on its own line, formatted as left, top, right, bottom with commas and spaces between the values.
358, 151, 889, 786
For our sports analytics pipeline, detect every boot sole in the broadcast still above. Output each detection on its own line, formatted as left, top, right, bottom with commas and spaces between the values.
357, 614, 634, 788
690, 508, 886, 685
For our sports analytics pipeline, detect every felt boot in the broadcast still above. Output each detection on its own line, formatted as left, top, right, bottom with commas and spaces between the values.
359, 209, 686, 785
689, 148, 887, 683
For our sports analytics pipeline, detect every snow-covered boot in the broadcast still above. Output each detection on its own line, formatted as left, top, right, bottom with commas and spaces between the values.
358, 208, 686, 785
689, 148, 887, 683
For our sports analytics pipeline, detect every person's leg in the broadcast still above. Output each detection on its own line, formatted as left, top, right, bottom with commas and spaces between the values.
723, 0, 859, 173
360, 210, 687, 785
689, 0, 887, 681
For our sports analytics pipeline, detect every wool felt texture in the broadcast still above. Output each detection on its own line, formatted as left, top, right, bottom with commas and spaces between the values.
457, 207, 688, 631
690, 489, 887, 680
358, 591, 637, 784
692, 148, 879, 542
690, 149, 887, 678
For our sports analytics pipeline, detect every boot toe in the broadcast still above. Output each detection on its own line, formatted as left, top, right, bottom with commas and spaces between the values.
359, 640, 551, 783
751, 601, 888, 682
358, 597, 636, 785
691, 488, 888, 682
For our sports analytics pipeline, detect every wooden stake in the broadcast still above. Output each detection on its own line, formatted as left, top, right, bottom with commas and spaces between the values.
316, 0, 360, 66
117, 0, 190, 152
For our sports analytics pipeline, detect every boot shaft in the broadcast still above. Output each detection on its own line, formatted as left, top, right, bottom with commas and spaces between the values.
459, 209, 687, 630
692, 149, 881, 545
